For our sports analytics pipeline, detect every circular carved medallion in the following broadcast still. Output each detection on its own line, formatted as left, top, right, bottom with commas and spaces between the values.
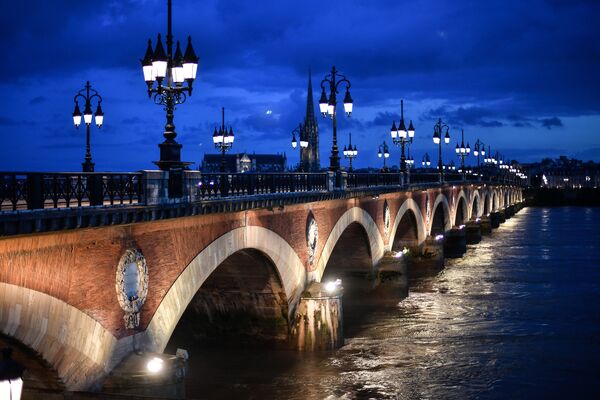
115, 248, 148, 329
306, 215, 318, 265
383, 201, 391, 238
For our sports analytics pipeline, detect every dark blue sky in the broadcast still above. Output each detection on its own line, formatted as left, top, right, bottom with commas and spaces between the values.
1, 0, 599, 171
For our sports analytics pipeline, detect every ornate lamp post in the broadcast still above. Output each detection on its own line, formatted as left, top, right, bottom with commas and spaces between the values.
72, 81, 103, 172
406, 145, 415, 170
389, 100, 415, 172
473, 139, 485, 176
318, 66, 353, 172
432, 118, 450, 180
343, 132, 358, 171
291, 123, 308, 171
212, 107, 235, 172
454, 129, 470, 179
421, 153, 431, 169
377, 141, 390, 172
140, 0, 199, 171
0, 348, 24, 400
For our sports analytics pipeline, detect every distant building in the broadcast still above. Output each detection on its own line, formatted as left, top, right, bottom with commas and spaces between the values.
524, 156, 600, 188
201, 152, 287, 173
297, 71, 320, 172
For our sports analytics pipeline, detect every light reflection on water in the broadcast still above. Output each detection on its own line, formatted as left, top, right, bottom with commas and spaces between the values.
175, 207, 600, 399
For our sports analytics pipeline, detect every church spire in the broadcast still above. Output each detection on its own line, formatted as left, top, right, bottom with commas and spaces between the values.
305, 69, 316, 123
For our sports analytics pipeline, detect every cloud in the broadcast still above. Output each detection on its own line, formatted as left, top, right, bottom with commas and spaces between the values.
539, 117, 563, 129
421, 106, 504, 128
29, 96, 47, 105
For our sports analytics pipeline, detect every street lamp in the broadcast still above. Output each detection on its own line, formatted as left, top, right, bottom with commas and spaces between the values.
389, 100, 415, 173
72, 81, 103, 172
291, 123, 308, 171
406, 145, 415, 170
473, 139, 485, 175
318, 66, 353, 172
0, 348, 24, 400
141, 0, 199, 171
432, 118, 450, 180
212, 107, 235, 172
454, 129, 470, 179
421, 153, 431, 168
377, 141, 390, 172
343, 132, 358, 171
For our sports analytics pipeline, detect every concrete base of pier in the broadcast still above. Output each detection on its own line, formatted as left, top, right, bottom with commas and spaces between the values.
480, 217, 492, 235
372, 252, 409, 302
465, 221, 482, 244
444, 228, 467, 258
292, 282, 344, 351
101, 351, 187, 399
490, 212, 501, 228
407, 237, 444, 276
505, 205, 515, 218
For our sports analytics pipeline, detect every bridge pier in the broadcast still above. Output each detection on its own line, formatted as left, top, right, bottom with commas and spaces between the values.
101, 351, 187, 399
292, 282, 344, 351
489, 212, 502, 228
465, 221, 482, 244
407, 236, 444, 276
505, 205, 515, 218
480, 216, 492, 234
443, 227, 467, 258
371, 252, 409, 302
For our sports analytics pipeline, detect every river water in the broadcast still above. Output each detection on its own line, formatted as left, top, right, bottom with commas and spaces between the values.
175, 207, 600, 399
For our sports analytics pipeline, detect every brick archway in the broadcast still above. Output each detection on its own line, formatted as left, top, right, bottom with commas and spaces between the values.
144, 225, 306, 354
0, 283, 118, 390
388, 198, 427, 250
313, 207, 384, 283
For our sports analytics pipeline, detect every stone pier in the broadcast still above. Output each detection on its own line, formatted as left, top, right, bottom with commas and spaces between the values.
372, 252, 409, 302
408, 236, 445, 276
292, 282, 344, 351
490, 212, 502, 228
480, 216, 492, 234
444, 227, 467, 258
465, 221, 482, 244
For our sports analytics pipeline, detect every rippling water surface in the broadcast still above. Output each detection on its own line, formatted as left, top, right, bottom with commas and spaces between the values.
177, 207, 600, 399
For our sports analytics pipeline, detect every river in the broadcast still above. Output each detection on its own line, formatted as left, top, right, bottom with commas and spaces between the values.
171, 207, 600, 399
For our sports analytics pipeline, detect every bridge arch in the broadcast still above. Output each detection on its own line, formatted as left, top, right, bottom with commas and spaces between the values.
389, 198, 427, 251
470, 190, 481, 219
492, 191, 499, 212
454, 190, 469, 226
144, 225, 306, 353
429, 193, 452, 236
0, 283, 118, 390
313, 207, 384, 283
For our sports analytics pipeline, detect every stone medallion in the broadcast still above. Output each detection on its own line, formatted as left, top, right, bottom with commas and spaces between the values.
115, 248, 148, 329
383, 200, 390, 238
306, 214, 318, 265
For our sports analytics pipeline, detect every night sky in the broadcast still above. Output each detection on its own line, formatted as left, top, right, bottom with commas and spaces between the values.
0, 0, 598, 172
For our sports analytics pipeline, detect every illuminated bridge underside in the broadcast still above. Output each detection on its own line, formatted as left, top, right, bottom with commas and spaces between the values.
0, 183, 522, 390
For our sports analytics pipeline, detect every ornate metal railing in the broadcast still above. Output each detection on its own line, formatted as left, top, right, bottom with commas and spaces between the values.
195, 172, 328, 199
409, 173, 442, 184
346, 173, 403, 188
1, 170, 520, 212
0, 172, 143, 211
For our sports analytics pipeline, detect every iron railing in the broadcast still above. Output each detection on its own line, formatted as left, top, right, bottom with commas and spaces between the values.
0, 170, 520, 212
346, 173, 403, 188
195, 172, 328, 199
0, 172, 143, 211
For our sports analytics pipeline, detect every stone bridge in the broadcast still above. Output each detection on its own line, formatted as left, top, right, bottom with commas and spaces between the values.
0, 180, 523, 391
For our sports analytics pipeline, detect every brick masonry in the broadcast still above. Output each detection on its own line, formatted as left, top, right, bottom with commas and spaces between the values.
0, 184, 522, 390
